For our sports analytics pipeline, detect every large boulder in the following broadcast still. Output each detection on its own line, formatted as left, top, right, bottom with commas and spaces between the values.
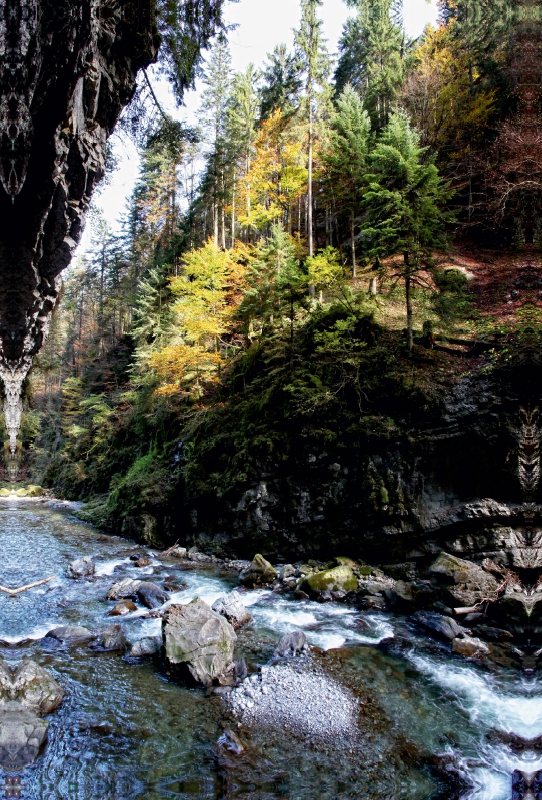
240, 555, 277, 587
303, 565, 357, 597
106, 578, 141, 601
212, 592, 252, 630
8, 660, 64, 715
136, 582, 169, 609
429, 552, 500, 608
163, 599, 237, 685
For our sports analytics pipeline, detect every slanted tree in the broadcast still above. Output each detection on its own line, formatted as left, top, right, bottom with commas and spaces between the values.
363, 109, 453, 351
322, 85, 372, 276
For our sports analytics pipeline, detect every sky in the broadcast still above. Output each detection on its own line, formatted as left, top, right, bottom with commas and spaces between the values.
79, 0, 439, 254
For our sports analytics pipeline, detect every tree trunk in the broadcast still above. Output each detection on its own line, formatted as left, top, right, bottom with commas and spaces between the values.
351, 213, 356, 278
308, 111, 315, 297
404, 253, 413, 352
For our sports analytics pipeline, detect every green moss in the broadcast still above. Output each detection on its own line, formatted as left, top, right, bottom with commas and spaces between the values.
358, 566, 373, 576
305, 565, 358, 594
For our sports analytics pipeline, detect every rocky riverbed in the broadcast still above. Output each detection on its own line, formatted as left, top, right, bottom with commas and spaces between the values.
0, 502, 537, 798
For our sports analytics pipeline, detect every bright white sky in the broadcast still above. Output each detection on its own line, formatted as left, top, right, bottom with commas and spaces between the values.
80, 0, 438, 253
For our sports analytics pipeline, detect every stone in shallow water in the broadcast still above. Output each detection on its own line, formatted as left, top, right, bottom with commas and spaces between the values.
67, 557, 95, 579
410, 611, 463, 641
46, 626, 93, 641
108, 600, 137, 616
240, 555, 278, 587
212, 592, 252, 629
452, 635, 489, 657
0, 703, 49, 769
106, 578, 142, 600
163, 598, 236, 685
137, 581, 169, 609
130, 636, 162, 657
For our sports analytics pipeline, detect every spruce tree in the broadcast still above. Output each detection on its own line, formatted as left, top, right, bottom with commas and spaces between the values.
336, 0, 404, 129
323, 85, 371, 276
260, 44, 302, 120
363, 109, 453, 350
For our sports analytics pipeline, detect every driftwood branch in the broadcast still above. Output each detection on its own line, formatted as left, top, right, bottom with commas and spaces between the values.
0, 577, 56, 596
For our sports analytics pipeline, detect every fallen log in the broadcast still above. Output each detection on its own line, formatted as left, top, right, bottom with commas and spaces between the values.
0, 577, 56, 596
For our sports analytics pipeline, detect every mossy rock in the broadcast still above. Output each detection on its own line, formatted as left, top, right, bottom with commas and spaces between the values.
25, 485, 44, 497
0, 488, 10, 497
15, 488, 27, 497
304, 565, 358, 595
335, 557, 359, 569
358, 566, 373, 576
240, 554, 278, 586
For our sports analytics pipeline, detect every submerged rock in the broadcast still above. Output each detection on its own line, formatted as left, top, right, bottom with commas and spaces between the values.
163, 598, 237, 685
410, 611, 463, 641
240, 554, 278, 587
94, 625, 127, 651
136, 581, 169, 609
67, 557, 95, 579
212, 592, 252, 630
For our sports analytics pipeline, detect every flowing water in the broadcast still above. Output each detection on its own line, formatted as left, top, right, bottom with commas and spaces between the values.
0, 503, 537, 799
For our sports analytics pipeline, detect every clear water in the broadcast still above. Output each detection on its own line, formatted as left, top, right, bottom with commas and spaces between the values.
0, 505, 534, 799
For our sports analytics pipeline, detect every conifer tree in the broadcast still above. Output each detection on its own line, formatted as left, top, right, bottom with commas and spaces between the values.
323, 85, 371, 276
260, 44, 302, 120
336, 0, 404, 129
363, 109, 453, 350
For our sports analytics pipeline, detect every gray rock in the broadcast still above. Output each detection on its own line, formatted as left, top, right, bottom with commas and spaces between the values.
428, 552, 500, 608
280, 564, 296, 581
0, 704, 49, 769
212, 592, 252, 629
410, 611, 463, 641
240, 554, 278, 587
452, 635, 489, 657
274, 630, 308, 658
106, 578, 141, 601
130, 636, 162, 657
67, 557, 94, 579
45, 626, 93, 642
163, 598, 237, 686
8, 660, 64, 715
171, 547, 187, 559
137, 581, 169, 609
95, 625, 127, 651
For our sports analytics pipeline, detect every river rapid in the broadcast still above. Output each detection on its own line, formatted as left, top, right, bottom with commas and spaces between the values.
0, 503, 537, 799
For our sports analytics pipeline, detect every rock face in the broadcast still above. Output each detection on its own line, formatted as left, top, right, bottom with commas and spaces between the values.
0, 0, 158, 450
162, 598, 237, 686
212, 592, 252, 630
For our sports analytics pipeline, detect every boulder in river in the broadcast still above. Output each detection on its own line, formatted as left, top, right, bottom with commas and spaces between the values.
240, 555, 277, 587
212, 592, 252, 629
303, 565, 357, 597
9, 659, 64, 715
46, 626, 94, 642
66, 557, 95, 579
130, 636, 162, 657
274, 630, 308, 658
106, 578, 141, 601
163, 598, 237, 685
0, 704, 49, 769
108, 600, 137, 616
410, 611, 463, 641
94, 625, 127, 651
137, 581, 169, 609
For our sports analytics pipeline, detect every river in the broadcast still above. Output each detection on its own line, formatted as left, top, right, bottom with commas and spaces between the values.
0, 504, 537, 799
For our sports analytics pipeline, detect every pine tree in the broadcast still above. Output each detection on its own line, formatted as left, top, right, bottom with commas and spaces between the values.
336, 0, 405, 129
294, 0, 331, 274
363, 109, 453, 350
323, 85, 371, 276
